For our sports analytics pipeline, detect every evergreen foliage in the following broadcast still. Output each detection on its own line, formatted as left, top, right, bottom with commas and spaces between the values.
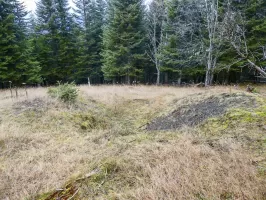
0, 0, 40, 85
48, 82, 79, 103
73, 0, 106, 84
102, 0, 146, 84
0, 0, 266, 87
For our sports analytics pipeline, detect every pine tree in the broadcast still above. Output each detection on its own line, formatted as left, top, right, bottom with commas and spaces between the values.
36, 0, 59, 84
102, 0, 145, 84
0, 0, 39, 85
14, 0, 41, 84
24, 14, 42, 84
160, 0, 180, 83
89, 0, 106, 83
36, 0, 76, 84
0, 0, 18, 83
21, 38, 42, 84
73, 0, 106, 84
161, 0, 204, 84
55, 0, 77, 82
245, 0, 266, 70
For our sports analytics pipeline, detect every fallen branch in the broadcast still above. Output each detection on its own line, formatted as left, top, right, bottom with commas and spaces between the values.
44, 169, 100, 200
247, 59, 266, 78
75, 169, 100, 182
67, 188, 79, 200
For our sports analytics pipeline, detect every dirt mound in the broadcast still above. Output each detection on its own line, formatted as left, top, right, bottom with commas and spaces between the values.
147, 93, 257, 131
13, 98, 51, 115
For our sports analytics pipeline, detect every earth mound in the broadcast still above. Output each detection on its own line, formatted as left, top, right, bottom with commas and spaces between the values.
147, 93, 257, 131
13, 98, 50, 114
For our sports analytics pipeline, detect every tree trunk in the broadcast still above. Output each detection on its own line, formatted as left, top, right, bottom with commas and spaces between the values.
164, 72, 168, 84
210, 72, 214, 85
205, 46, 213, 86
224, 67, 231, 85
205, 69, 212, 86
156, 68, 160, 86
177, 70, 182, 85
247, 59, 266, 78
126, 74, 130, 85
88, 77, 91, 86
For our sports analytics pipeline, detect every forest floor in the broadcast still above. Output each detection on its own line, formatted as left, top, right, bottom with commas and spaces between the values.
0, 85, 266, 200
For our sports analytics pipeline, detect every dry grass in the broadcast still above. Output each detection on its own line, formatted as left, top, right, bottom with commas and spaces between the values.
79, 85, 230, 105
132, 137, 264, 200
0, 85, 265, 200
0, 87, 48, 114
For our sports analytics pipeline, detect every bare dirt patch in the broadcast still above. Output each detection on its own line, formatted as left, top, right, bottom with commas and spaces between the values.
13, 98, 51, 115
147, 93, 257, 131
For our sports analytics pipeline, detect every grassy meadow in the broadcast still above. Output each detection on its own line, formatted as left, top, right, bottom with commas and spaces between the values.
0, 85, 266, 200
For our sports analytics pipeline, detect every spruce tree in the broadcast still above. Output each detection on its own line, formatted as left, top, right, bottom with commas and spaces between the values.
0, 0, 39, 85
36, 0, 76, 84
0, 0, 17, 83
73, 0, 106, 84
24, 14, 42, 84
89, 0, 106, 83
55, 0, 77, 82
245, 0, 266, 70
161, 0, 204, 84
102, 0, 145, 84
36, 0, 59, 84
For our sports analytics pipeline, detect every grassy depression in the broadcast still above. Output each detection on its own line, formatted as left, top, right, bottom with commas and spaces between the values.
0, 85, 266, 200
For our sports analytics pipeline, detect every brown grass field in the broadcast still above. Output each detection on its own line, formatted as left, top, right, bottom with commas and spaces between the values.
0, 85, 266, 200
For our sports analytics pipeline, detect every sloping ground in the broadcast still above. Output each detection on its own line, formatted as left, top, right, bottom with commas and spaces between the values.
1, 86, 266, 200
147, 93, 257, 130
36, 89, 266, 200
39, 138, 266, 200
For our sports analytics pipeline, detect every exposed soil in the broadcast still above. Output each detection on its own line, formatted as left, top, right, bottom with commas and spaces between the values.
13, 98, 51, 115
12, 97, 101, 115
147, 93, 257, 131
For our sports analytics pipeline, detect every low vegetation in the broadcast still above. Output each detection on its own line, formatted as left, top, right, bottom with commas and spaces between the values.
48, 82, 79, 103
0, 85, 266, 200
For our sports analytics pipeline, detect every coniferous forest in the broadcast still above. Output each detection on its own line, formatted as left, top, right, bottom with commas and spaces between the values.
1, 0, 266, 87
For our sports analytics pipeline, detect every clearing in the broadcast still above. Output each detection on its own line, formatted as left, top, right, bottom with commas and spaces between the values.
0, 85, 266, 200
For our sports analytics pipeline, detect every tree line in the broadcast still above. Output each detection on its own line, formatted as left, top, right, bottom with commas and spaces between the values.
0, 0, 266, 87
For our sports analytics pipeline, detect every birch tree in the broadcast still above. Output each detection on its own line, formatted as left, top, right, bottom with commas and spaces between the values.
202, 0, 222, 86
146, 0, 166, 85
221, 0, 266, 78
161, 0, 204, 84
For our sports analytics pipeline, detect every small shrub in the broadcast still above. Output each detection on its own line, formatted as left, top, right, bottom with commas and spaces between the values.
48, 82, 79, 103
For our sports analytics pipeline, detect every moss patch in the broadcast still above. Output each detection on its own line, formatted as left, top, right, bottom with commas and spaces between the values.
147, 93, 257, 131
70, 113, 108, 131
201, 104, 266, 136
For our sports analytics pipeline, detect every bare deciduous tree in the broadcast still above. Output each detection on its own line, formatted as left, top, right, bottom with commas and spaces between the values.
163, 0, 225, 86
159, 0, 204, 85
146, 0, 166, 85
202, 0, 224, 86
222, 0, 266, 78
